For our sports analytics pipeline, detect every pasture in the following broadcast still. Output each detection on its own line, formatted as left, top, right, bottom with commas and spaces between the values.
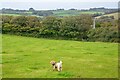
53, 10, 104, 16
1, 14, 22, 16
1, 10, 104, 17
95, 12, 118, 20
2, 34, 118, 78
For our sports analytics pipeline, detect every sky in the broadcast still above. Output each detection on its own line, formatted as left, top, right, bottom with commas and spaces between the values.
1, 0, 119, 10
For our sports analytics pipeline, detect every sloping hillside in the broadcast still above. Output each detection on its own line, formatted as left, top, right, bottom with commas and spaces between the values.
95, 12, 118, 20
2, 34, 118, 78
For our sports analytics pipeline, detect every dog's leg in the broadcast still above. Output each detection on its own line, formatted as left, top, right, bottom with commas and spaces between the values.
60, 67, 62, 71
57, 66, 60, 71
53, 66, 55, 71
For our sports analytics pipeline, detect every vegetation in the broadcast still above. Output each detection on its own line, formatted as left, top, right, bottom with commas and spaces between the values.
1, 7, 118, 78
89, 7, 118, 14
2, 14, 118, 42
2, 34, 118, 78
52, 10, 103, 17
32, 11, 53, 16
95, 12, 118, 20
1, 7, 117, 17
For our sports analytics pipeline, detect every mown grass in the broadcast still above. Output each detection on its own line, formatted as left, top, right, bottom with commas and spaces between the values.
2, 34, 118, 78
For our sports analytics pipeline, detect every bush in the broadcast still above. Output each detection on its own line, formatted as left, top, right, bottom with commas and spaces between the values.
2, 15, 118, 43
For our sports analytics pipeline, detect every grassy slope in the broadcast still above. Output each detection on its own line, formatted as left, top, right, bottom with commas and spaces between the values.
95, 12, 118, 20
2, 34, 118, 78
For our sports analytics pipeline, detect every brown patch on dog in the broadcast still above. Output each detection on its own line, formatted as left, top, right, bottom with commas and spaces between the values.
50, 60, 56, 67
50, 60, 57, 70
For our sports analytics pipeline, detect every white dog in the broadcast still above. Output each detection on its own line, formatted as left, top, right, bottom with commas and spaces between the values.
50, 60, 62, 71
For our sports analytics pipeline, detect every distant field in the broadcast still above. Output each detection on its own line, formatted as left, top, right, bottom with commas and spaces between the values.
1, 13, 43, 18
53, 10, 81, 16
2, 34, 118, 78
53, 10, 104, 16
95, 12, 118, 20
1, 11, 33, 16
1, 10, 104, 17
1, 14, 22, 16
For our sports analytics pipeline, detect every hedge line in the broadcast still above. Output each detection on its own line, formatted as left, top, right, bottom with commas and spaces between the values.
2, 15, 119, 42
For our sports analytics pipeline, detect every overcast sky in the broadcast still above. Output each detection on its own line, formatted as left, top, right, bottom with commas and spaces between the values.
1, 0, 119, 10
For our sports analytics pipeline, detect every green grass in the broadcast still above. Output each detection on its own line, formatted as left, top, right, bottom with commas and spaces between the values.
2, 34, 118, 78
53, 10, 104, 16
1, 14, 22, 16
1, 10, 104, 17
95, 12, 118, 20
1, 13, 43, 18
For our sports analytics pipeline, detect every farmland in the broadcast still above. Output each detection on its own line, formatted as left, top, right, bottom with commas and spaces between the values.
1, 9, 104, 17
53, 10, 104, 16
2, 34, 118, 78
95, 12, 118, 20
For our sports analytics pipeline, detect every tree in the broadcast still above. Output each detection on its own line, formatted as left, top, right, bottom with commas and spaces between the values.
29, 8, 35, 12
10, 16, 27, 27
26, 16, 41, 28
40, 16, 62, 37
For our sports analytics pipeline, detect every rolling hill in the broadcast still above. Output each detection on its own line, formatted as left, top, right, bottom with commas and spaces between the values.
2, 34, 118, 78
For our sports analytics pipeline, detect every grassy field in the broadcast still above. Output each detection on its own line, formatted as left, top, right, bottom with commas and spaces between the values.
53, 10, 104, 16
2, 34, 118, 78
1, 10, 104, 17
1, 14, 22, 16
95, 12, 118, 20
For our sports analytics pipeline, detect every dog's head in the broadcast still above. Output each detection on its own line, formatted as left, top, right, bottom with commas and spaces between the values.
50, 60, 56, 66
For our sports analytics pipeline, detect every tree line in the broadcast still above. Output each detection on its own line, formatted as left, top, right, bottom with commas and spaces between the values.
2, 15, 119, 42
1, 8, 118, 17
